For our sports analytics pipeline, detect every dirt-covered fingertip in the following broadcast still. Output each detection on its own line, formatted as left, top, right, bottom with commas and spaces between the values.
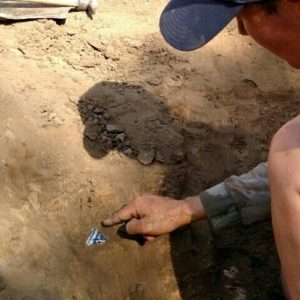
101, 219, 113, 227
143, 235, 156, 241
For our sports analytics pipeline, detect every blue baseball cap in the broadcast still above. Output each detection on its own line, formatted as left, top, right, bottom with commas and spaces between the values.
160, 0, 257, 51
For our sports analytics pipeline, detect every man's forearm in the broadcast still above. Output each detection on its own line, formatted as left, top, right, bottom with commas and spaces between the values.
199, 162, 270, 231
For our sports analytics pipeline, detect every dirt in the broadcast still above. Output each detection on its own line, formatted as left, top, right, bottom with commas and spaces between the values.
0, 1, 300, 299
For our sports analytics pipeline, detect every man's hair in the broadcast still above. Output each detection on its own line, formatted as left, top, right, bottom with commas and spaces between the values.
260, 0, 279, 14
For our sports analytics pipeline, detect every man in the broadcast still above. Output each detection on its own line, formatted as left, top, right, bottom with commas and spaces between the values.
103, 0, 300, 298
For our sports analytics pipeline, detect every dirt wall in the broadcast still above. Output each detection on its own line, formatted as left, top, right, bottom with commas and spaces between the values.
0, 1, 300, 299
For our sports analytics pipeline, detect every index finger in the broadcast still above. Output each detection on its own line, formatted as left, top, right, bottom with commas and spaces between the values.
102, 204, 137, 227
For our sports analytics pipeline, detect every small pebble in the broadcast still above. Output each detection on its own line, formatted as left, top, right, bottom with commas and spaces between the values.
84, 127, 99, 141
223, 266, 239, 279
115, 133, 125, 142
87, 104, 94, 111
94, 108, 104, 114
103, 112, 110, 120
123, 148, 133, 156
173, 150, 185, 162
137, 150, 155, 165
147, 78, 163, 86
106, 124, 124, 134
98, 115, 106, 123
155, 151, 164, 163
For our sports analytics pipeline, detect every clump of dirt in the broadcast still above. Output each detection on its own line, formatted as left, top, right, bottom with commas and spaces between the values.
78, 82, 186, 165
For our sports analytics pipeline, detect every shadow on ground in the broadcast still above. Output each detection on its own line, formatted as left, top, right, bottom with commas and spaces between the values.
77, 81, 300, 299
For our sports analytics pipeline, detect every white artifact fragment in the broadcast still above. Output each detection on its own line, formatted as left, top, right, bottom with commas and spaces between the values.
86, 228, 108, 246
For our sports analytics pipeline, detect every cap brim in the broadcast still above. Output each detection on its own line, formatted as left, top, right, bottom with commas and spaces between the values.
160, 0, 243, 51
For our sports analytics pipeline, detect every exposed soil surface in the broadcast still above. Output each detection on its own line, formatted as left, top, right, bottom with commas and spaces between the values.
0, 1, 300, 299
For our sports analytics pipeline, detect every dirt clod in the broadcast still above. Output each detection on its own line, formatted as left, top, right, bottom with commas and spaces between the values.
115, 133, 125, 142
137, 150, 156, 165
123, 148, 133, 156
106, 124, 124, 133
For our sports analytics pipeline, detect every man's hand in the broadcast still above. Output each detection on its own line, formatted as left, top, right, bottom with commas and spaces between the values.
102, 194, 206, 240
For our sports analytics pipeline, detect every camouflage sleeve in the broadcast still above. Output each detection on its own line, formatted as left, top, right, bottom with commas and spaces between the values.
200, 162, 270, 231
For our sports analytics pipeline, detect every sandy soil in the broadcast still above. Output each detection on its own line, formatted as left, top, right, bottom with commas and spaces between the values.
0, 1, 300, 299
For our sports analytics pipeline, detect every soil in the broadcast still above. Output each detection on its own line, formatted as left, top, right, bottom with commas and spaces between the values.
0, 1, 300, 299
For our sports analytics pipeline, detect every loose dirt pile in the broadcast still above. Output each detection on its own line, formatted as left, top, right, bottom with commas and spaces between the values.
0, 1, 300, 299
78, 82, 185, 165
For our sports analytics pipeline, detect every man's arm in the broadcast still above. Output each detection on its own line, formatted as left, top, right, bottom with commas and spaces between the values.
102, 162, 271, 236
201, 162, 270, 231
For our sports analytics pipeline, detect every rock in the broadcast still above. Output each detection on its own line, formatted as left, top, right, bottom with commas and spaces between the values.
172, 150, 186, 162
87, 39, 104, 52
84, 131, 97, 141
123, 148, 133, 156
115, 133, 125, 142
155, 151, 165, 163
106, 124, 124, 134
80, 58, 100, 68
147, 77, 163, 86
66, 29, 76, 36
223, 266, 239, 279
103, 45, 120, 61
103, 112, 110, 120
137, 150, 155, 165
230, 287, 247, 300
84, 125, 100, 141
171, 74, 183, 81
98, 115, 107, 125
94, 107, 104, 114
102, 136, 113, 149
124, 39, 143, 49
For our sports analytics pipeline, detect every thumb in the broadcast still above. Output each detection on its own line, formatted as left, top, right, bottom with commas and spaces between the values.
126, 218, 152, 235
